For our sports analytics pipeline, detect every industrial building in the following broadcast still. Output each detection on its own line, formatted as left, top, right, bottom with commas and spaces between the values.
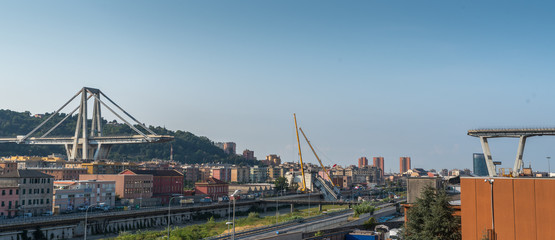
461, 177, 555, 240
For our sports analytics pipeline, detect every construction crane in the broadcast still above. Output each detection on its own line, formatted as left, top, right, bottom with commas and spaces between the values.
294, 113, 308, 192
299, 127, 338, 188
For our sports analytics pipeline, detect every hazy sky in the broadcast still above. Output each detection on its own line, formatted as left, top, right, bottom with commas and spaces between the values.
2, 1, 555, 172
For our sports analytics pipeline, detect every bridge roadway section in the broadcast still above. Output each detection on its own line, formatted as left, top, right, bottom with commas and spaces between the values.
0, 200, 257, 239
0, 194, 323, 239
468, 128, 555, 177
209, 202, 400, 240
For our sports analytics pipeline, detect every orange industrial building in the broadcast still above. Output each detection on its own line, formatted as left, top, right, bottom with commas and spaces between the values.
461, 177, 555, 240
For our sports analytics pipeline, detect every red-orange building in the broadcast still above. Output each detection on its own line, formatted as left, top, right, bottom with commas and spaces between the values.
195, 177, 229, 199
121, 169, 183, 205
358, 157, 368, 168
461, 177, 555, 240
373, 157, 384, 178
400, 157, 411, 174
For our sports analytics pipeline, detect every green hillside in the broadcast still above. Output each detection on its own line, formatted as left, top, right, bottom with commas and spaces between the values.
0, 109, 257, 165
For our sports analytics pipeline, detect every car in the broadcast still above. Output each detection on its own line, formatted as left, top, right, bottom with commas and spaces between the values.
77, 206, 87, 211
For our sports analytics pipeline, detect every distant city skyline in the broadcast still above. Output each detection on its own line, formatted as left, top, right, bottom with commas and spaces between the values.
2, 1, 555, 171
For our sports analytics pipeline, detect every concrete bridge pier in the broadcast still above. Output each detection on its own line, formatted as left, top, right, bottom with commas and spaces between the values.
291, 204, 294, 214
319, 204, 322, 212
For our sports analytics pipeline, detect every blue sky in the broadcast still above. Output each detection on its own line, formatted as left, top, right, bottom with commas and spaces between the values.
2, 1, 555, 172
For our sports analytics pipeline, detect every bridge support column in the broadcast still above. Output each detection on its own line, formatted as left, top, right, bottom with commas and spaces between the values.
480, 137, 497, 177
512, 136, 527, 177
319, 204, 322, 212
263, 203, 267, 213
290, 204, 294, 214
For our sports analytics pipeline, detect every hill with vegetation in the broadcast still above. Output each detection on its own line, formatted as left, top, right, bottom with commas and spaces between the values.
0, 109, 258, 165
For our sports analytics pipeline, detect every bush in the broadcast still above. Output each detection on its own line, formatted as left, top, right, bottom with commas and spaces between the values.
353, 202, 375, 217
363, 217, 377, 230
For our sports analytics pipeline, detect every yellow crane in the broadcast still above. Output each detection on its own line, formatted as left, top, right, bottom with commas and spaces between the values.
299, 128, 338, 188
294, 113, 307, 192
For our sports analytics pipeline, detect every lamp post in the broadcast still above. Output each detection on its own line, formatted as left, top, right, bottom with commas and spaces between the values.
84, 202, 103, 240
308, 190, 311, 216
167, 195, 184, 239
231, 189, 241, 240
484, 179, 495, 237
276, 192, 279, 224
547, 157, 551, 177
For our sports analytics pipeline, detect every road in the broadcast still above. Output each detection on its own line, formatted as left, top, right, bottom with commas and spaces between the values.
211, 200, 403, 240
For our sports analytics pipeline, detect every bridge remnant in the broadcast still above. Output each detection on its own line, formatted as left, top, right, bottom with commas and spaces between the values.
468, 128, 555, 177
0, 87, 173, 161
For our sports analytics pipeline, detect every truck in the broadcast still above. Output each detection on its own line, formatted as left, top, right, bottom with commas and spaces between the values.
181, 199, 194, 204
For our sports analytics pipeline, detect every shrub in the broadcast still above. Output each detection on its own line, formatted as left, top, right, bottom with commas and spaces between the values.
353, 202, 375, 217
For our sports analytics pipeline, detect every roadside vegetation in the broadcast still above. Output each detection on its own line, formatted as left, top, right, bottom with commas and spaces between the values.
106, 205, 348, 240
353, 202, 376, 217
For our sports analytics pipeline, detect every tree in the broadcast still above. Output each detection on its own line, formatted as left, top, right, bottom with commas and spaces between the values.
32, 226, 47, 240
403, 186, 461, 240
274, 177, 288, 192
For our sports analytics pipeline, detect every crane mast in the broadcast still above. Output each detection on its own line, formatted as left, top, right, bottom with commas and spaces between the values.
299, 127, 337, 187
294, 114, 308, 192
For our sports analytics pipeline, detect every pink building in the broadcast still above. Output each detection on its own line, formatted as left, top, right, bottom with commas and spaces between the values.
53, 180, 116, 211
212, 168, 231, 182
80, 173, 153, 200
0, 180, 19, 218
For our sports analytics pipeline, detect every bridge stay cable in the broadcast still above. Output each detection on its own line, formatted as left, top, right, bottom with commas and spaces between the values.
19, 89, 83, 143
99, 91, 157, 136
1, 87, 173, 161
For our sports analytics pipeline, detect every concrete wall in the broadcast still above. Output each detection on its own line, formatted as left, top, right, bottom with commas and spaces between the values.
461, 177, 555, 240
0, 205, 252, 240
406, 177, 442, 203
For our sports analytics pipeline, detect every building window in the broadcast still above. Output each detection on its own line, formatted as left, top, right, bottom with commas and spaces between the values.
1, 201, 4, 207
23, 178, 26, 184
1, 190, 4, 195
40, 199, 43, 204
22, 189, 25, 195
47, 188, 50, 194
9, 189, 12, 195
46, 199, 49, 204
16, 189, 19, 195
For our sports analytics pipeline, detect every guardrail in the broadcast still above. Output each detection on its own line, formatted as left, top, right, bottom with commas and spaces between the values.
204, 208, 352, 240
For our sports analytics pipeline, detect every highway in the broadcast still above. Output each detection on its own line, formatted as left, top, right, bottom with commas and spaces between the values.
207, 200, 402, 240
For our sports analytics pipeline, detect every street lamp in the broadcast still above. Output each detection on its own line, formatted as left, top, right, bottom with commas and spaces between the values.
84, 202, 103, 240
484, 179, 495, 237
547, 157, 551, 177
276, 193, 279, 224
231, 189, 241, 240
308, 190, 311, 216
167, 195, 184, 239
226, 221, 233, 237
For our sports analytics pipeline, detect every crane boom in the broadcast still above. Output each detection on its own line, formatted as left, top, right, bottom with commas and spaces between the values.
299, 128, 337, 187
294, 114, 307, 192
